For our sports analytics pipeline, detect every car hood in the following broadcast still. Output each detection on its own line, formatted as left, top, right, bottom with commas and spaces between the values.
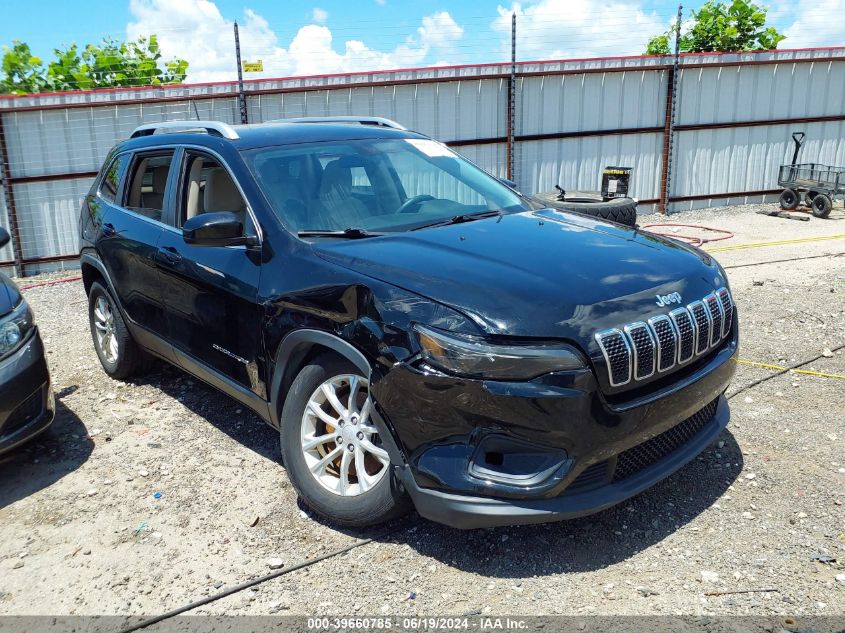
0, 273, 21, 318
313, 209, 727, 342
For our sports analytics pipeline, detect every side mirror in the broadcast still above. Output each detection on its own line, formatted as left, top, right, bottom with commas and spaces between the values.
499, 177, 518, 190
0, 227, 9, 250
182, 212, 256, 247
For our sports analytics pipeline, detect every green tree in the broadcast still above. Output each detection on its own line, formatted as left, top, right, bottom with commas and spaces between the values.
2, 35, 189, 94
1, 41, 48, 94
645, 0, 785, 55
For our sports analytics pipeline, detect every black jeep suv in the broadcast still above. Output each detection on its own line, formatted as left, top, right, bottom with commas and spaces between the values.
79, 117, 737, 529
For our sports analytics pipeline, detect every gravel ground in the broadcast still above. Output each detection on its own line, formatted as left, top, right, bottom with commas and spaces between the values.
0, 202, 843, 618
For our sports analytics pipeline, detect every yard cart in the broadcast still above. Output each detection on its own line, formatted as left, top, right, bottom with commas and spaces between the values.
778, 132, 845, 218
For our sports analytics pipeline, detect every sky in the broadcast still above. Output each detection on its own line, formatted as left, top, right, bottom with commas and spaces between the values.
1, 0, 843, 85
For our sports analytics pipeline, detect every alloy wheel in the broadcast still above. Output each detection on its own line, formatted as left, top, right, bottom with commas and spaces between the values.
93, 294, 118, 364
300, 374, 390, 496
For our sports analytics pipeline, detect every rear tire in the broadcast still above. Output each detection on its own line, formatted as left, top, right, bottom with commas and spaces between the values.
88, 281, 145, 379
779, 188, 799, 210
530, 191, 638, 227
804, 190, 818, 207
811, 193, 833, 218
279, 354, 410, 528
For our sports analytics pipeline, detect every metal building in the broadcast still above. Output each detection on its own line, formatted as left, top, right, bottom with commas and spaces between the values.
1, 46, 844, 276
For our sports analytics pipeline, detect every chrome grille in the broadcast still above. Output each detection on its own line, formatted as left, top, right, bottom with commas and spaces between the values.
595, 288, 733, 388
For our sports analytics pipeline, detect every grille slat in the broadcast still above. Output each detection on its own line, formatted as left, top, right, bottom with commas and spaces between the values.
595, 288, 733, 388
688, 301, 712, 355
705, 294, 724, 346
717, 288, 734, 337
595, 330, 631, 387
625, 322, 656, 380
648, 315, 677, 372
670, 307, 696, 363
613, 398, 719, 482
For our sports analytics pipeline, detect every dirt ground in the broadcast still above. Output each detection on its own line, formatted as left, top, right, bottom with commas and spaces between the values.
0, 202, 843, 619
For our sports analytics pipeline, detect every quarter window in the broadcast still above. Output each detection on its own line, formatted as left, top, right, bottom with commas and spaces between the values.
125, 152, 175, 222
99, 154, 129, 203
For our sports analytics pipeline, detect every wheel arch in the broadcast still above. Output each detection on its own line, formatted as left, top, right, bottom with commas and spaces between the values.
269, 329, 372, 427
79, 251, 114, 298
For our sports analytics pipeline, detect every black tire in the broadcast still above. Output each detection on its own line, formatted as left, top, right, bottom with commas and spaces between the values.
279, 354, 410, 528
804, 190, 818, 207
811, 193, 833, 218
87, 281, 145, 379
530, 190, 638, 227
779, 188, 799, 210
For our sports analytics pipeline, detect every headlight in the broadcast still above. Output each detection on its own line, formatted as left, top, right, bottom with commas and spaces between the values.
415, 324, 585, 380
0, 300, 34, 359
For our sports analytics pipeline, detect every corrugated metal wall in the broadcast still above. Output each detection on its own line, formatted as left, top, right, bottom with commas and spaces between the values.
515, 68, 667, 198
1, 47, 844, 275
672, 55, 845, 209
0, 184, 13, 267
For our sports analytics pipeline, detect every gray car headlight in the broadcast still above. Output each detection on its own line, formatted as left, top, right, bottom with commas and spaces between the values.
415, 324, 585, 380
0, 300, 34, 360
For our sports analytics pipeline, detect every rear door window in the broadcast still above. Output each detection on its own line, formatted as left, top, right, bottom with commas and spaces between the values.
124, 152, 175, 223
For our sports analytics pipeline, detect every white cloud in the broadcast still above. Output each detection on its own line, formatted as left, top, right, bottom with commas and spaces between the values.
782, 0, 845, 47
312, 7, 328, 24
127, 0, 289, 82
127, 0, 463, 83
492, 0, 664, 60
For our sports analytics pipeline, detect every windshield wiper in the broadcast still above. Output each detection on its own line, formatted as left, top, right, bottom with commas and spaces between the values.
297, 228, 386, 239
409, 209, 503, 231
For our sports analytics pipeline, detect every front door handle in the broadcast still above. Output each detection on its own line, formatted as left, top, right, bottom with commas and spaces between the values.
101, 223, 116, 237
157, 246, 182, 266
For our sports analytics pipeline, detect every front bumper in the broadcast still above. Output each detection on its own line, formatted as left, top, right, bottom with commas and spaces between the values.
373, 333, 737, 529
402, 395, 728, 529
0, 328, 55, 454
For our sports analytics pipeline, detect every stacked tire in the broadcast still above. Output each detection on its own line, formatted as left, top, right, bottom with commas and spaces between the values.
530, 191, 638, 227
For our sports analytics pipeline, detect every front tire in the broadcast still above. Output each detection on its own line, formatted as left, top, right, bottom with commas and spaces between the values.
88, 281, 144, 379
279, 354, 410, 527
811, 193, 833, 218
779, 188, 799, 210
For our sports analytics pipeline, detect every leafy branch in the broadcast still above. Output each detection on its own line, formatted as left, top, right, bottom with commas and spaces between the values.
1, 35, 189, 94
645, 0, 785, 55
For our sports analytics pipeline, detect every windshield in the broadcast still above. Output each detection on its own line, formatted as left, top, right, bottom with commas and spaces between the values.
243, 138, 529, 234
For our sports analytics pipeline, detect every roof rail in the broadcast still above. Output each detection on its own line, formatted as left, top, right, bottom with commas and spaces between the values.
280, 116, 407, 130
130, 120, 240, 140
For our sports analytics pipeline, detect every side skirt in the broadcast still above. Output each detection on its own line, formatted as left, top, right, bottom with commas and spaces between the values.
173, 347, 274, 426
126, 321, 274, 427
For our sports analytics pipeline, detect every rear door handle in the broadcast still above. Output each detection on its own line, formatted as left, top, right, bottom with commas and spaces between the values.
101, 223, 116, 237
157, 246, 182, 266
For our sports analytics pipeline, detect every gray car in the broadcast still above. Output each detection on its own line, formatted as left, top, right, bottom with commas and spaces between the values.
0, 227, 54, 454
